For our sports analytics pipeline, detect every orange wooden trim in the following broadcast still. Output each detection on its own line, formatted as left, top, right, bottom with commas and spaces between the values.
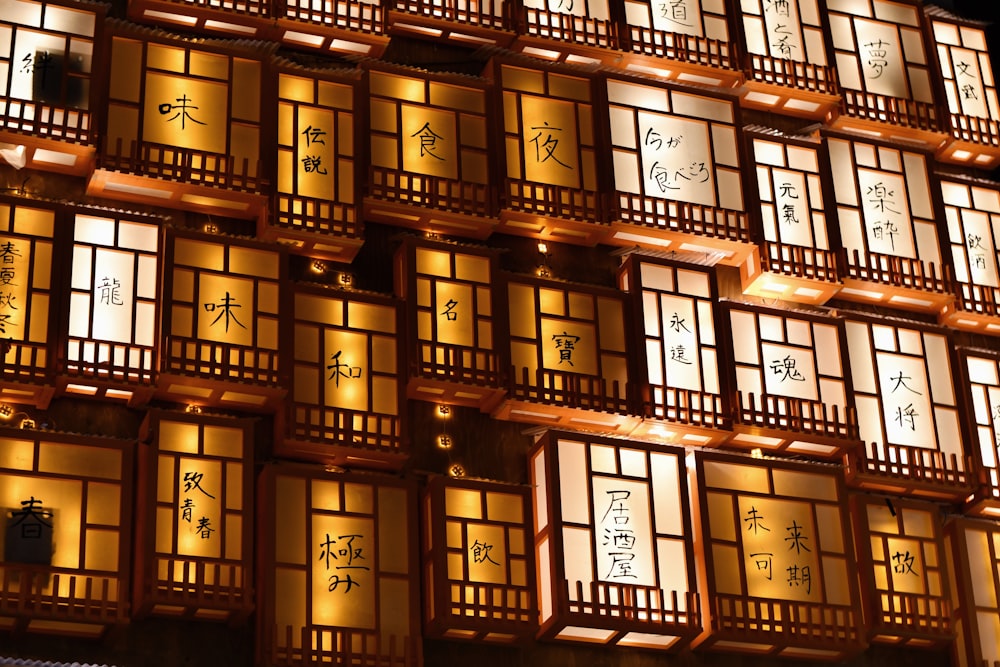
841, 91, 940, 132
270, 625, 420, 667
560, 581, 701, 632
640, 385, 729, 431
385, 3, 515, 48
0, 563, 128, 629
517, 7, 617, 50
846, 442, 974, 500
710, 593, 864, 650
734, 391, 861, 450
745, 54, 838, 96
624, 29, 734, 73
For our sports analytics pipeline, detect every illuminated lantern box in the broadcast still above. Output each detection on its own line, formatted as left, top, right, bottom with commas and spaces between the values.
129, 0, 387, 57
850, 494, 953, 647
928, 8, 1000, 168
422, 475, 535, 643
393, 235, 504, 411
158, 228, 287, 411
529, 431, 700, 650
618, 0, 742, 89
0, 428, 132, 637
825, 0, 946, 148
57, 209, 161, 405
944, 517, 1000, 667
508, 0, 619, 68
722, 302, 860, 460
385, 0, 514, 48
735, 0, 839, 120
278, 281, 405, 470
842, 313, 972, 500
690, 451, 864, 660
492, 272, 639, 435
261, 65, 362, 264
364, 65, 497, 240
89, 28, 267, 222
490, 59, 605, 245
604, 74, 754, 267
133, 409, 253, 622
826, 132, 954, 314
258, 464, 419, 667
958, 348, 1000, 518
0, 0, 103, 175
0, 198, 57, 409
740, 127, 842, 305
939, 176, 1000, 335
616, 253, 730, 447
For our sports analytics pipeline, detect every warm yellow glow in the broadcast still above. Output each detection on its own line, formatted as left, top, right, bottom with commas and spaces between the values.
2, 473, 81, 570
311, 514, 376, 629
143, 72, 228, 154
152, 417, 247, 579
196, 273, 255, 347
434, 282, 474, 347
310, 260, 327, 274
437, 405, 451, 418
294, 106, 336, 199
738, 496, 822, 602
0, 236, 32, 342
464, 522, 507, 585
323, 329, 369, 410
519, 95, 580, 189
750, 448, 764, 459
540, 318, 598, 376
0, 438, 124, 589
437, 434, 453, 449
448, 463, 466, 478
401, 105, 458, 180
175, 457, 222, 559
